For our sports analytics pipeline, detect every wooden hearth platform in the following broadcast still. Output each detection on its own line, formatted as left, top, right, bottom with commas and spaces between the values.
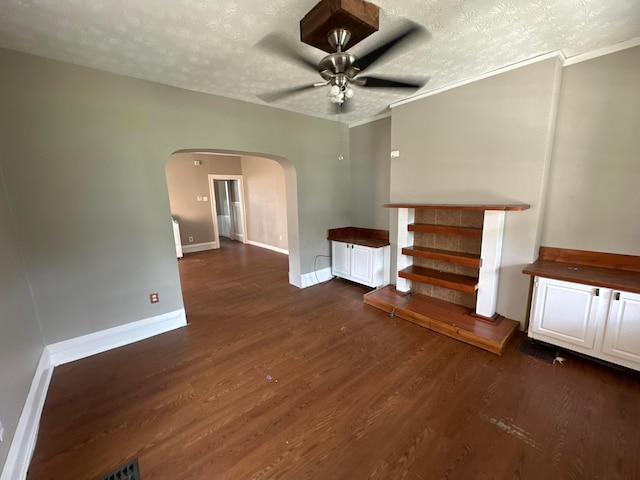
364, 285, 519, 355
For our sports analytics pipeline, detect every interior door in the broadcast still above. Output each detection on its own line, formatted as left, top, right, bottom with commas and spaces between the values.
214, 180, 232, 239
229, 180, 244, 242
209, 174, 247, 248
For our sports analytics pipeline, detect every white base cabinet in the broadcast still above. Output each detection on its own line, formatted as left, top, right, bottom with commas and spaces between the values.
331, 241, 390, 288
529, 277, 640, 371
173, 219, 183, 259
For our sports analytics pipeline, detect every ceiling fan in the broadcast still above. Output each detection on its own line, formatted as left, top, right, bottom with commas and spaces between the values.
257, 0, 428, 112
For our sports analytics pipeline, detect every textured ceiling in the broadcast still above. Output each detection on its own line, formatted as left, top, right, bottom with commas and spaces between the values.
1, 0, 639, 124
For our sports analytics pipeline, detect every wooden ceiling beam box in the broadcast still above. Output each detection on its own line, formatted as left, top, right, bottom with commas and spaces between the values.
300, 0, 380, 53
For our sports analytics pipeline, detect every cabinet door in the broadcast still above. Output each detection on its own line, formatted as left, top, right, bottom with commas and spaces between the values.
350, 244, 374, 285
331, 241, 351, 278
530, 278, 601, 349
601, 291, 640, 364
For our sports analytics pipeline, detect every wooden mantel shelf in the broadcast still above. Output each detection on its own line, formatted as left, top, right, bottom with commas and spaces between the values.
384, 203, 530, 211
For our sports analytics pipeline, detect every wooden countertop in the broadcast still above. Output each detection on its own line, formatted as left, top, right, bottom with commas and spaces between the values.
327, 227, 390, 248
523, 246, 640, 294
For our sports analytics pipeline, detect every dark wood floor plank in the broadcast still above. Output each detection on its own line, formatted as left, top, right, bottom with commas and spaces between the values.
27, 238, 640, 480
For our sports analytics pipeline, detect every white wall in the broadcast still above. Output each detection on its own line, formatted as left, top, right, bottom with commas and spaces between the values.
0, 168, 45, 470
241, 155, 288, 252
542, 46, 640, 254
349, 117, 392, 230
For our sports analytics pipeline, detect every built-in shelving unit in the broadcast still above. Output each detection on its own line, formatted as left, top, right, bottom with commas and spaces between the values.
364, 203, 529, 355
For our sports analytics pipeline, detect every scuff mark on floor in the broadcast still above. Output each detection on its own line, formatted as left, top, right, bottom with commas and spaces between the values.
481, 415, 541, 450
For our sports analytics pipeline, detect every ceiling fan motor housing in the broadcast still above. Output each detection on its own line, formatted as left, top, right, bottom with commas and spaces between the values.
319, 51, 358, 76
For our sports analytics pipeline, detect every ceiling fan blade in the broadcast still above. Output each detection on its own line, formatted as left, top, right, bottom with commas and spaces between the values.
256, 33, 319, 73
354, 23, 427, 72
358, 76, 428, 89
257, 84, 318, 103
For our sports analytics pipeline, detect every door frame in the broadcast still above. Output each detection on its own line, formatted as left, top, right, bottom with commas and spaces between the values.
208, 174, 248, 248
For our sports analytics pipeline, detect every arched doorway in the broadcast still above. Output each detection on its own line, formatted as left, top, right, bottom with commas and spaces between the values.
165, 149, 301, 287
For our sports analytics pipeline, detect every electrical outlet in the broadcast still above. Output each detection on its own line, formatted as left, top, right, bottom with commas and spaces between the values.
390, 150, 400, 158
188, 236, 194, 243
150, 292, 159, 304
0, 420, 4, 442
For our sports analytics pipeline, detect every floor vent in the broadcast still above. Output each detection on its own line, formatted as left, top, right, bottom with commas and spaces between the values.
98, 459, 141, 480
517, 338, 558, 364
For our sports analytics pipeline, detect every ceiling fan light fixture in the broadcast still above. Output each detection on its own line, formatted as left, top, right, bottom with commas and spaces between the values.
327, 79, 353, 105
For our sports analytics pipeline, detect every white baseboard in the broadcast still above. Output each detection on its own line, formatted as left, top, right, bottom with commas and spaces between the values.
47, 308, 187, 366
289, 271, 302, 288
246, 240, 289, 255
182, 242, 217, 254
1, 309, 187, 480
300, 267, 334, 288
1, 349, 53, 480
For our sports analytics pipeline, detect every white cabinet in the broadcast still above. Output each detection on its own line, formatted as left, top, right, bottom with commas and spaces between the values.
173, 219, 183, 259
332, 241, 351, 279
601, 290, 640, 365
530, 278, 601, 349
331, 241, 390, 288
529, 277, 640, 371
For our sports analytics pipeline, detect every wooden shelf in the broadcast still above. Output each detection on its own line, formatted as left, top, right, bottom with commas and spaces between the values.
408, 223, 483, 238
398, 265, 478, 293
363, 286, 519, 355
402, 246, 481, 268
385, 203, 530, 211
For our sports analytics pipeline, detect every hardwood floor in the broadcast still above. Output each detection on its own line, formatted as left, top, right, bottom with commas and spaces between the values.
28, 239, 640, 479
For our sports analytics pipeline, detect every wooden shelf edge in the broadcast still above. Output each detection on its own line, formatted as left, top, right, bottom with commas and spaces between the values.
399, 266, 478, 293
385, 203, 530, 211
402, 246, 481, 268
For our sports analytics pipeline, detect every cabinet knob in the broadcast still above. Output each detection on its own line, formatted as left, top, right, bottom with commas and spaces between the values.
615, 292, 621, 301
595, 288, 600, 296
